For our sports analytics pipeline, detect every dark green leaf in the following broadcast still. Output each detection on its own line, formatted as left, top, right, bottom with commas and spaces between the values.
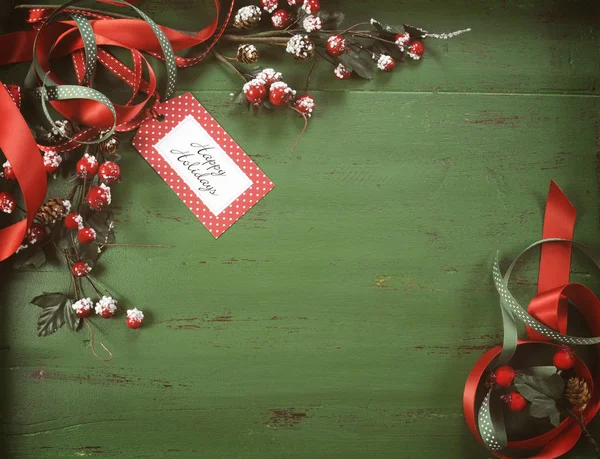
339, 50, 374, 80
233, 90, 246, 105
33, 293, 80, 336
13, 245, 46, 269
403, 23, 428, 39
77, 240, 102, 264
31, 292, 67, 308
52, 224, 75, 251
319, 11, 345, 29
370, 18, 384, 32
517, 366, 558, 378
529, 397, 561, 426
514, 374, 565, 401
85, 209, 114, 245
549, 410, 561, 427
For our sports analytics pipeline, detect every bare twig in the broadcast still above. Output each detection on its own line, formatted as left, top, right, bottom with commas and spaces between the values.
290, 107, 309, 153
211, 50, 250, 83
83, 318, 113, 362
98, 243, 172, 248
567, 408, 600, 458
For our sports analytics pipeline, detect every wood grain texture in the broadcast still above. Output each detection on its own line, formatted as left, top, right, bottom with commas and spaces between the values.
1, 0, 600, 458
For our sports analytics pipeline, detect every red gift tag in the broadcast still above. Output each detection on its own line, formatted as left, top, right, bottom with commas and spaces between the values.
132, 93, 274, 238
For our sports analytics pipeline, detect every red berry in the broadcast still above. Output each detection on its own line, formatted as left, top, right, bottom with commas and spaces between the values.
98, 161, 120, 184
395, 32, 411, 49
26, 223, 47, 244
501, 392, 527, 412
100, 308, 114, 318
302, 0, 320, 14
76, 153, 99, 179
64, 213, 83, 230
43, 151, 62, 174
553, 346, 576, 370
260, 0, 278, 12
269, 82, 296, 107
326, 35, 347, 57
72, 260, 91, 277
73, 298, 93, 318
256, 68, 282, 88
408, 41, 425, 60
494, 366, 517, 388
0, 191, 16, 214
287, 0, 301, 5
334, 63, 352, 80
377, 55, 396, 72
126, 308, 144, 329
87, 185, 111, 211
294, 94, 315, 118
95, 296, 117, 318
77, 227, 96, 244
271, 9, 292, 29
2, 161, 16, 180
243, 79, 268, 106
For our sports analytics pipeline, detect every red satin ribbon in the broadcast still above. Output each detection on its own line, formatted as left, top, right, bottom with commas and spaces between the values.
0, 0, 235, 262
463, 181, 600, 458
0, 84, 47, 262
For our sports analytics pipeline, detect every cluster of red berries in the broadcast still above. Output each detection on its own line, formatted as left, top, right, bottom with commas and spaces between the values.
260, 0, 320, 29
489, 346, 577, 412
243, 68, 315, 118
72, 296, 143, 329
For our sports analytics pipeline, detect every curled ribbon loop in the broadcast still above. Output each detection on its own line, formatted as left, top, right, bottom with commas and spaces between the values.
464, 181, 600, 458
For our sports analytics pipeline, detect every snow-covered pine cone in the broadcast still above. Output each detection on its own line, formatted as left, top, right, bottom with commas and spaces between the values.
233, 5, 262, 29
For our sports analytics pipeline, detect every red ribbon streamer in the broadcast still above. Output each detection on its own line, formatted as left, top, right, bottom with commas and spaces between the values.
0, 84, 47, 262
463, 181, 600, 458
0, 0, 235, 262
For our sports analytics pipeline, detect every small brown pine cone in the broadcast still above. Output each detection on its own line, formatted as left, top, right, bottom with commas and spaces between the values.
99, 132, 120, 155
286, 35, 315, 61
237, 44, 259, 64
233, 5, 262, 29
46, 120, 75, 144
36, 198, 70, 226
564, 376, 591, 410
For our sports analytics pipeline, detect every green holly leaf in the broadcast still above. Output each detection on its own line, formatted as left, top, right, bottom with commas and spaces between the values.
339, 50, 375, 80
514, 374, 565, 401
13, 245, 46, 269
31, 293, 80, 336
319, 11, 345, 30
529, 397, 562, 426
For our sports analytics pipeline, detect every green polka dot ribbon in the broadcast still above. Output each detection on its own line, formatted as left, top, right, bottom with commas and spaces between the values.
26, 0, 177, 144
478, 390, 506, 452
493, 238, 600, 368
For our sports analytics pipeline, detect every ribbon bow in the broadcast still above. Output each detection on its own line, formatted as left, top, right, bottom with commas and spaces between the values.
464, 181, 600, 458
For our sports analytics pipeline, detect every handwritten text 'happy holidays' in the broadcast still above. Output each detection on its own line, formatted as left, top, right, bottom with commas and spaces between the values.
170, 143, 226, 196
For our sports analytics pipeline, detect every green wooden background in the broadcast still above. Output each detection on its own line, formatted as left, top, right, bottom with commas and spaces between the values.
1, 0, 600, 457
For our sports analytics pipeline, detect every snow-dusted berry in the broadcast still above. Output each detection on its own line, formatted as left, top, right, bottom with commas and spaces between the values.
77, 227, 96, 244
26, 223, 47, 244
287, 0, 301, 5
334, 63, 352, 80
294, 95, 315, 118
303, 15, 322, 32
377, 54, 396, 72
126, 308, 144, 329
326, 35, 347, 57
0, 191, 16, 214
72, 260, 91, 277
98, 161, 120, 184
269, 82, 296, 107
43, 151, 62, 174
3, 161, 15, 180
257, 68, 283, 88
95, 295, 118, 319
243, 79, 268, 106
76, 153, 99, 179
302, 0, 320, 14
65, 213, 83, 230
271, 9, 292, 29
87, 184, 111, 211
408, 41, 425, 60
286, 35, 315, 60
72, 298, 94, 318
260, 0, 278, 13
395, 32, 411, 50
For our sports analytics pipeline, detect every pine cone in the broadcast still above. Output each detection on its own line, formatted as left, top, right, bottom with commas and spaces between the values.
99, 132, 120, 155
286, 35, 315, 60
46, 120, 75, 145
36, 198, 70, 226
565, 376, 591, 410
233, 6, 262, 29
237, 44, 259, 64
